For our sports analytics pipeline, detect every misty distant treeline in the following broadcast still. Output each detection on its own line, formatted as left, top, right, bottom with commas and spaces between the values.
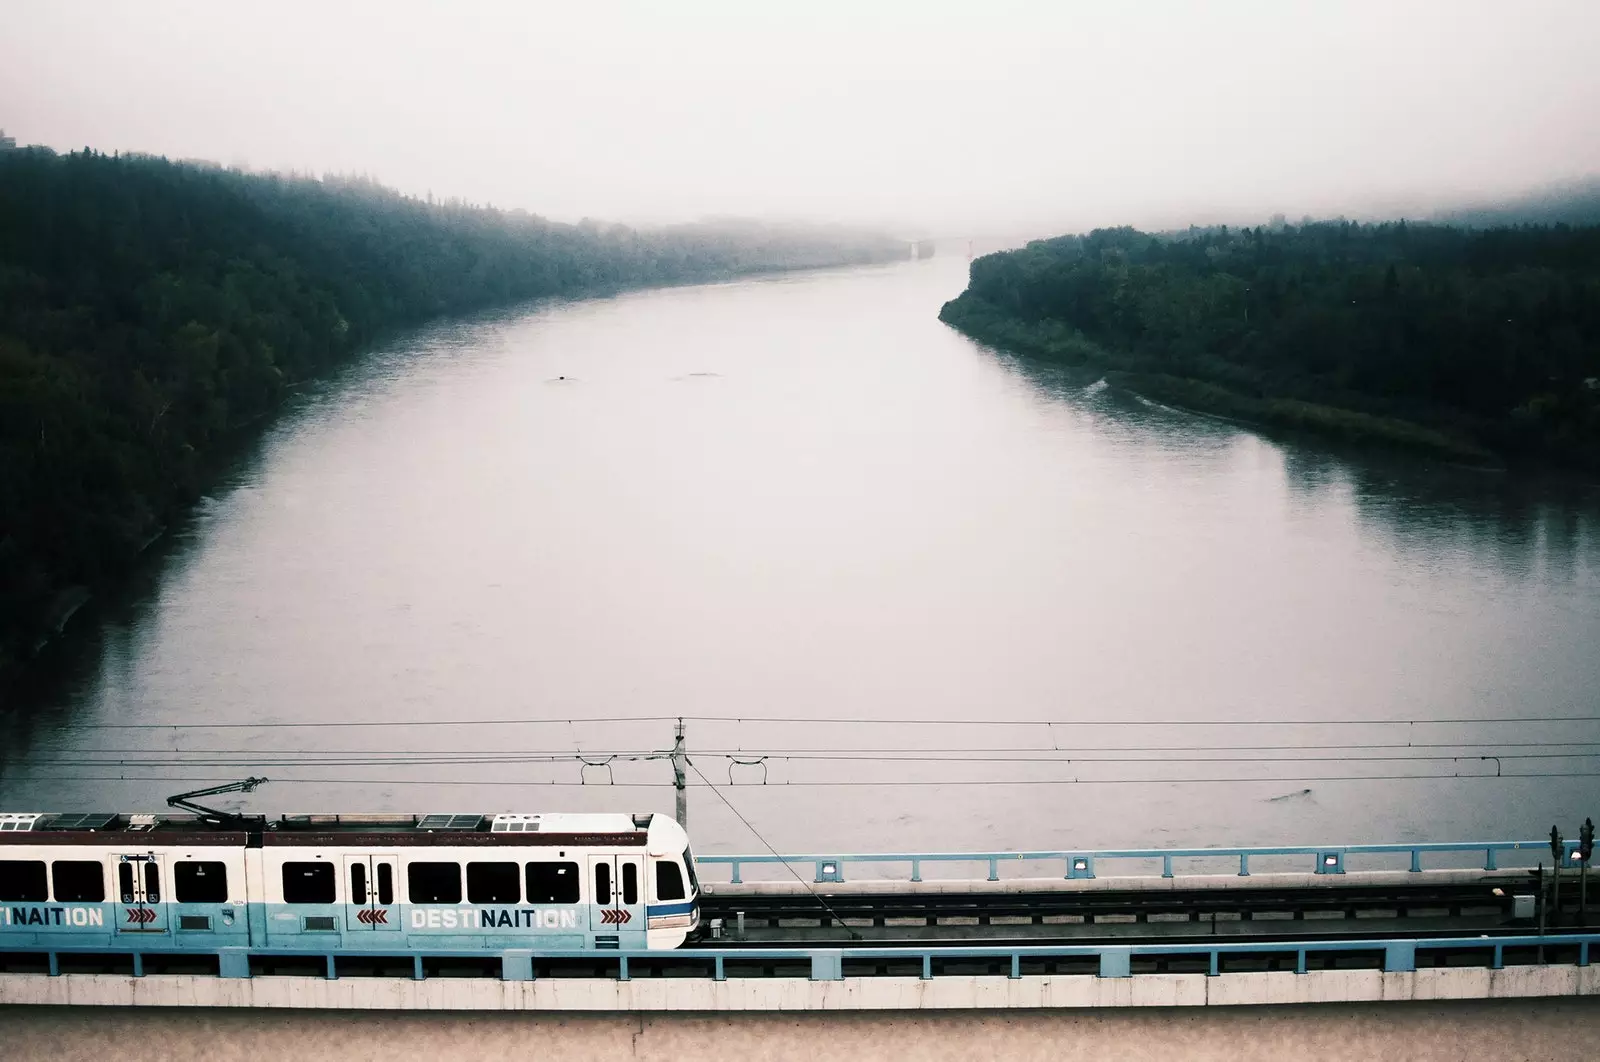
1434, 176, 1600, 229
940, 221, 1600, 467
0, 148, 906, 673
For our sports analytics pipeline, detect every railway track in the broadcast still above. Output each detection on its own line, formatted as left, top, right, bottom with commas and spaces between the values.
684, 921, 1583, 949
701, 881, 1524, 930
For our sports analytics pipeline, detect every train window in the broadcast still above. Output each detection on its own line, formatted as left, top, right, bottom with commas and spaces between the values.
655, 861, 685, 901
466, 862, 520, 904
684, 847, 700, 893
350, 862, 368, 905
118, 862, 135, 903
143, 861, 161, 903
594, 862, 612, 905
622, 862, 638, 906
525, 861, 580, 904
175, 861, 228, 903
282, 862, 336, 904
52, 861, 106, 903
0, 860, 47, 902
407, 862, 461, 904
377, 863, 394, 906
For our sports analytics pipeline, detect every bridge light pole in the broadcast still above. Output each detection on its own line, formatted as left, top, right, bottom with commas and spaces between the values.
1580, 818, 1594, 923
1550, 826, 1564, 928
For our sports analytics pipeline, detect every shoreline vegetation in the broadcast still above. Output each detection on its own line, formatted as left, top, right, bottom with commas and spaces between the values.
939, 222, 1600, 469
0, 147, 910, 677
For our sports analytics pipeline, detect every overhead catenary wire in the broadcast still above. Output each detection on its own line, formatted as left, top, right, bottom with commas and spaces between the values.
52, 713, 1600, 730
60, 715, 686, 730
13, 769, 1600, 786
9, 719, 1600, 793
8, 751, 1600, 770
18, 740, 1600, 757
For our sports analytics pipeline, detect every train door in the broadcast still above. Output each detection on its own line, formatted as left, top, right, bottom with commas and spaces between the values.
587, 853, 643, 935
342, 854, 398, 931
114, 853, 170, 936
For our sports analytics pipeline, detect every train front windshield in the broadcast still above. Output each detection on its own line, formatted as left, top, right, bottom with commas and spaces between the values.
684, 846, 700, 895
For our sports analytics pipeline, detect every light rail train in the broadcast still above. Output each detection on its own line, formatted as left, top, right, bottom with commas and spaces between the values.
0, 809, 701, 954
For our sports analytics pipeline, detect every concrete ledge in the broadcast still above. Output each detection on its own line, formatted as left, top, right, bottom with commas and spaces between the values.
704, 868, 1531, 897
4, 965, 1595, 1011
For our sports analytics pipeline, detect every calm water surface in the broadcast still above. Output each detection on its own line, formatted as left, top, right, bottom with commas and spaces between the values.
4, 259, 1599, 854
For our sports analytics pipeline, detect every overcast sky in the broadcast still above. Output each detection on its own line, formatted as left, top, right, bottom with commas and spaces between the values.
3, 1, 1598, 237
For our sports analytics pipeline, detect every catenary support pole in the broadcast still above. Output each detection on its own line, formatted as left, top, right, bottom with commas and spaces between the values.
672, 718, 688, 830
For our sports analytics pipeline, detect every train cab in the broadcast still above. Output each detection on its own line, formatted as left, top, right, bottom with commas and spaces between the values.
639, 813, 701, 947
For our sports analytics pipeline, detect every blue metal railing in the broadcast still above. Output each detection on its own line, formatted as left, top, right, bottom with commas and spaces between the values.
695, 840, 1585, 884
9, 933, 1597, 982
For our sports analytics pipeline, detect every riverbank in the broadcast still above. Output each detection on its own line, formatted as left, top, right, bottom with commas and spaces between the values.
935, 217, 1600, 471
940, 290, 1495, 464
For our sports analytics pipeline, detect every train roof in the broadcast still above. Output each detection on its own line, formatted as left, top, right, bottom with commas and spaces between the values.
0, 811, 688, 852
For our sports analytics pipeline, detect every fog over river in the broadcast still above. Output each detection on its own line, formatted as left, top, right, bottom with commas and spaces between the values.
4, 258, 1598, 855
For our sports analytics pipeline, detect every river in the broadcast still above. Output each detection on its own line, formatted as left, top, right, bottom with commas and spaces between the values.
3, 258, 1598, 855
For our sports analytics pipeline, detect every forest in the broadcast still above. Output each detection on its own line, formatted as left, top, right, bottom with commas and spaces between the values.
940, 221, 1600, 467
0, 148, 907, 674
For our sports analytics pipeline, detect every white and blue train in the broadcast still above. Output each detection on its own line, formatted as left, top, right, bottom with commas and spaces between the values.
0, 810, 701, 954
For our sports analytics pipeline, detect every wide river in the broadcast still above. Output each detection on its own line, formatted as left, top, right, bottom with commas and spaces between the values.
4, 258, 1598, 856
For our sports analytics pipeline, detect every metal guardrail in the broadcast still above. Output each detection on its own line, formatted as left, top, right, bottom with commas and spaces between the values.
7, 933, 1596, 982
696, 840, 1586, 884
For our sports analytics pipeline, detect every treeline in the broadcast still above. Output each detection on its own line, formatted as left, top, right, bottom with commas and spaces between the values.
0, 148, 906, 673
939, 221, 1600, 467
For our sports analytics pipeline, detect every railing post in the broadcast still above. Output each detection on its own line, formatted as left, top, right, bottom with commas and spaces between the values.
218, 949, 250, 979
1010, 954, 1021, 979
619, 956, 630, 981
413, 955, 424, 980
1409, 848, 1423, 873
1580, 942, 1589, 968
729, 860, 743, 885
714, 955, 726, 981
1238, 854, 1251, 877
811, 950, 843, 981
501, 951, 533, 982
47, 952, 59, 977
325, 954, 337, 980
1162, 855, 1174, 879
1384, 942, 1416, 973
911, 858, 922, 883
1098, 947, 1131, 978
921, 954, 932, 981
1485, 848, 1499, 871
131, 953, 144, 978
1208, 951, 1219, 977
988, 857, 999, 883
1295, 949, 1306, 975
1492, 945, 1504, 970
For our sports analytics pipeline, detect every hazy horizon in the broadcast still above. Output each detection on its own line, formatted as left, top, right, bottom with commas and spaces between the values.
3, 1, 1599, 237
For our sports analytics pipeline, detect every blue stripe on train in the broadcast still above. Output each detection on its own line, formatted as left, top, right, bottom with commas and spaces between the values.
1, 898, 696, 948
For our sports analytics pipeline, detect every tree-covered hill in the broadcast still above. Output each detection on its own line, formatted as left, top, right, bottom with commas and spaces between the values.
939, 222, 1600, 467
0, 148, 906, 674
